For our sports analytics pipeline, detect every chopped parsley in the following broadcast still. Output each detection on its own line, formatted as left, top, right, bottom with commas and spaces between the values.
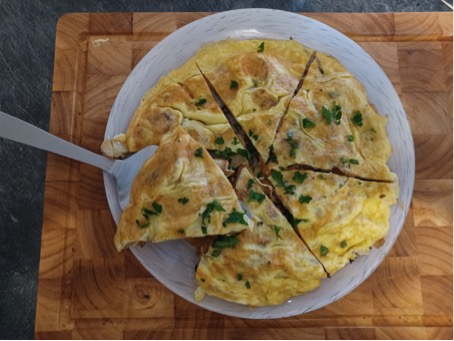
298, 195, 312, 204
347, 135, 354, 142
271, 170, 295, 195
341, 240, 348, 248
286, 130, 298, 157
230, 80, 239, 89
212, 234, 239, 249
245, 280, 251, 289
340, 157, 359, 165
201, 225, 207, 235
257, 42, 265, 52
322, 104, 342, 125
351, 111, 363, 127
247, 179, 255, 190
202, 200, 226, 225
177, 229, 185, 235
289, 36, 293, 40
194, 147, 203, 158
200, 278, 206, 283
136, 215, 150, 228
273, 225, 283, 240
292, 171, 308, 184
214, 147, 236, 159
211, 249, 222, 257
302, 117, 316, 128
237, 273, 243, 281
233, 136, 240, 145
236, 148, 251, 160
141, 201, 162, 219
152, 202, 162, 214
223, 208, 248, 227
292, 217, 309, 227
178, 197, 189, 205
248, 190, 266, 204
320, 245, 329, 256
268, 145, 278, 164
195, 98, 207, 107
215, 137, 225, 145
252, 79, 259, 87
248, 129, 259, 141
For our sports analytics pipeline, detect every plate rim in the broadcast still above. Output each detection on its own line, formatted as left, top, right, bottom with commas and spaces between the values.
103, 8, 415, 319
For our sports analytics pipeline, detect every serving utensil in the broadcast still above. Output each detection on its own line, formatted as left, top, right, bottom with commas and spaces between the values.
0, 111, 157, 210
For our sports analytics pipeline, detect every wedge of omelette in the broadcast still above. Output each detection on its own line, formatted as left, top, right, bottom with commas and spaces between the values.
195, 168, 326, 306
194, 39, 314, 161
269, 169, 398, 275
101, 58, 242, 159
114, 127, 253, 251
272, 51, 396, 182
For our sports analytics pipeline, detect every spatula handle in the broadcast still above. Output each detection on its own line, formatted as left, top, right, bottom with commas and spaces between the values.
0, 111, 115, 172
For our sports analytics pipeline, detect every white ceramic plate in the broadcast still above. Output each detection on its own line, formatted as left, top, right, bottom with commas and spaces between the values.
103, 9, 414, 319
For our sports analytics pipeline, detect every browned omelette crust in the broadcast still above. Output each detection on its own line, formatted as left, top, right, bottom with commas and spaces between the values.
195, 168, 325, 306
114, 127, 252, 251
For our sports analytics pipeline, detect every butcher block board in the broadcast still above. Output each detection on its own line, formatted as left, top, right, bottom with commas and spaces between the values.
35, 12, 453, 339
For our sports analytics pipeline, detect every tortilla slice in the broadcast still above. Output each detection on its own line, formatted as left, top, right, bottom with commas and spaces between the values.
195, 168, 326, 306
114, 127, 253, 252
101, 58, 239, 158
194, 39, 314, 161
269, 169, 398, 275
272, 51, 395, 182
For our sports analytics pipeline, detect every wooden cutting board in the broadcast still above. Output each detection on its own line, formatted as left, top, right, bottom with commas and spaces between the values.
35, 12, 453, 339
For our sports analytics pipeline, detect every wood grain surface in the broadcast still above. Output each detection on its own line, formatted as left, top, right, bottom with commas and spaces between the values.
35, 12, 453, 339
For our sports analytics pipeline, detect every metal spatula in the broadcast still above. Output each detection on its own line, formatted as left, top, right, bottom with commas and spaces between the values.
0, 111, 157, 210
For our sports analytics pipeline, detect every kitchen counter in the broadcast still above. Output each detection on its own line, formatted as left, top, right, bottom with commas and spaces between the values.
0, 1, 451, 339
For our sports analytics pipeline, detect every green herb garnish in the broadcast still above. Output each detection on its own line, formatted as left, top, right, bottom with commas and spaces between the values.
320, 245, 329, 256
341, 240, 347, 248
286, 130, 298, 157
268, 145, 278, 164
248, 129, 259, 141
214, 147, 235, 159
245, 280, 251, 289
211, 249, 222, 257
322, 104, 342, 125
257, 42, 265, 52
233, 136, 240, 145
292, 171, 308, 184
351, 111, 363, 127
340, 157, 359, 165
347, 135, 354, 142
194, 147, 203, 158
178, 197, 189, 205
195, 98, 207, 107
236, 148, 251, 160
152, 202, 162, 214
136, 216, 150, 228
252, 79, 259, 87
274, 225, 283, 240
202, 200, 226, 225
223, 209, 248, 227
271, 170, 296, 195
201, 225, 207, 235
215, 137, 225, 145
230, 80, 238, 89
298, 195, 312, 204
248, 190, 266, 204
178, 229, 185, 235
237, 273, 243, 281
212, 234, 240, 249
302, 117, 316, 128
247, 179, 255, 190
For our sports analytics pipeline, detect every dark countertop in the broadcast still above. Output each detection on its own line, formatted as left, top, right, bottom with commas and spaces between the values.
0, 0, 450, 339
